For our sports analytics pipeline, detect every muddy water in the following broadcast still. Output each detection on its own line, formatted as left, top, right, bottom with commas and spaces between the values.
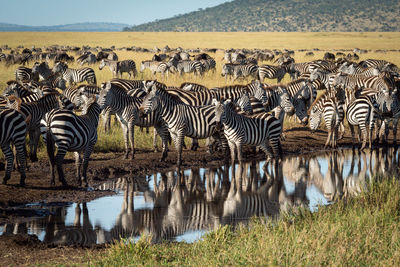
1, 148, 399, 245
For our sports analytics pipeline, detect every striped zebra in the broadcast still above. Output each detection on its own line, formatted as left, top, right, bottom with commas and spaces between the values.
309, 68, 336, 90
332, 72, 394, 92
62, 84, 99, 110
258, 64, 287, 83
139, 84, 229, 167
98, 82, 171, 160
52, 61, 96, 85
15, 66, 38, 81
338, 63, 380, 77
168, 58, 204, 76
145, 80, 265, 151
2, 81, 43, 103
282, 62, 309, 80
140, 60, 170, 78
6, 92, 66, 162
360, 59, 399, 72
99, 59, 137, 79
231, 64, 258, 81
200, 58, 216, 73
307, 60, 338, 73
32, 61, 52, 80
346, 90, 381, 150
40, 96, 102, 187
0, 108, 28, 186
308, 90, 345, 148
99, 79, 147, 133
213, 99, 282, 164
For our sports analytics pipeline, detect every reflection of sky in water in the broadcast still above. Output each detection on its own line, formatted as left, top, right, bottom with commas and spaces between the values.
1, 149, 398, 244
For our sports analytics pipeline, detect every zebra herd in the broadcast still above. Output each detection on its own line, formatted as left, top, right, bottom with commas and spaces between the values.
0, 44, 400, 188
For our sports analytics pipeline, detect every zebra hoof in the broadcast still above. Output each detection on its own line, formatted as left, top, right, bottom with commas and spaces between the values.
2, 179, 8, 185
30, 155, 38, 162
19, 180, 25, 187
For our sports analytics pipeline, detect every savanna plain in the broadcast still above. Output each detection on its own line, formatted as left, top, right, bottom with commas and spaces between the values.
0, 32, 400, 266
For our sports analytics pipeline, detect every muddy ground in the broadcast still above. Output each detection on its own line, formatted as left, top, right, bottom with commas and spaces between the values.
0, 127, 394, 266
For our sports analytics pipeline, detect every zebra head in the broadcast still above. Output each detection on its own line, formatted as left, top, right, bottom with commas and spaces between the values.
212, 99, 226, 130
309, 68, 321, 81
139, 84, 160, 117
99, 59, 106, 70
249, 80, 268, 108
98, 82, 112, 110
308, 104, 322, 133
52, 61, 67, 73
234, 92, 253, 115
277, 87, 295, 116
3, 81, 24, 97
58, 94, 75, 111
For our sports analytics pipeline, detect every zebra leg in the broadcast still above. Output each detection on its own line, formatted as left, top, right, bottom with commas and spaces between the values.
173, 132, 184, 167
14, 142, 27, 186
338, 122, 345, 140
258, 143, 274, 163
153, 128, 159, 152
191, 138, 199, 151
237, 143, 244, 165
81, 143, 94, 187
129, 122, 135, 160
324, 128, 332, 148
1, 143, 14, 185
101, 110, 111, 133
228, 140, 236, 165
360, 124, 367, 151
29, 129, 40, 162
45, 132, 57, 186
55, 144, 69, 187
155, 125, 169, 161
74, 151, 82, 186
121, 123, 130, 159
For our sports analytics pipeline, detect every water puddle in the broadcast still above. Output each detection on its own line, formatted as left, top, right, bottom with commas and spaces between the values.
1, 148, 399, 245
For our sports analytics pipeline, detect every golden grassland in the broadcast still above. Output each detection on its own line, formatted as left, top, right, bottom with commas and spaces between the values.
1, 32, 400, 158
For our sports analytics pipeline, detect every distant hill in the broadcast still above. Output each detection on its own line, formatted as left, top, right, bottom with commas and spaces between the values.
0, 22, 130, 32
124, 0, 400, 32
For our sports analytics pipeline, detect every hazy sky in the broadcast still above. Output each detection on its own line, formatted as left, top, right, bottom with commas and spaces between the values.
0, 0, 230, 26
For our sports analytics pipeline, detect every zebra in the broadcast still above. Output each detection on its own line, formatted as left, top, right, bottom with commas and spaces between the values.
200, 58, 216, 73
308, 90, 345, 148
40, 96, 102, 187
346, 90, 381, 150
360, 59, 399, 72
213, 99, 282, 164
309, 68, 336, 90
258, 64, 287, 83
145, 80, 257, 151
284, 62, 310, 80
140, 60, 170, 78
139, 84, 231, 167
15, 66, 38, 81
42, 73, 67, 90
62, 84, 101, 110
97, 82, 171, 161
6, 92, 66, 162
99, 59, 137, 79
307, 60, 338, 73
332, 72, 394, 92
231, 64, 258, 81
167, 58, 204, 76
52, 61, 96, 85
32, 61, 52, 80
0, 108, 28, 186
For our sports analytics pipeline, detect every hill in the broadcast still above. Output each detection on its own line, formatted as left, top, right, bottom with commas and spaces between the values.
123, 0, 400, 32
0, 22, 129, 32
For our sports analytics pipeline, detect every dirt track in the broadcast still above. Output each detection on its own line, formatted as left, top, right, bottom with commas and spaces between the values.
0, 127, 393, 266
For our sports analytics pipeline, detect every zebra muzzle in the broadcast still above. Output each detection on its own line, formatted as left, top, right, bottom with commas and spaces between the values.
138, 109, 147, 118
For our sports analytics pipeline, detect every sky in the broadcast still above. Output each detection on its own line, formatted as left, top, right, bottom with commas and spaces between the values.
0, 0, 230, 26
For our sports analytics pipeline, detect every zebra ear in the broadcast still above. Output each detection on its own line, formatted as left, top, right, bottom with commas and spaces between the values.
224, 99, 232, 105
211, 98, 219, 106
